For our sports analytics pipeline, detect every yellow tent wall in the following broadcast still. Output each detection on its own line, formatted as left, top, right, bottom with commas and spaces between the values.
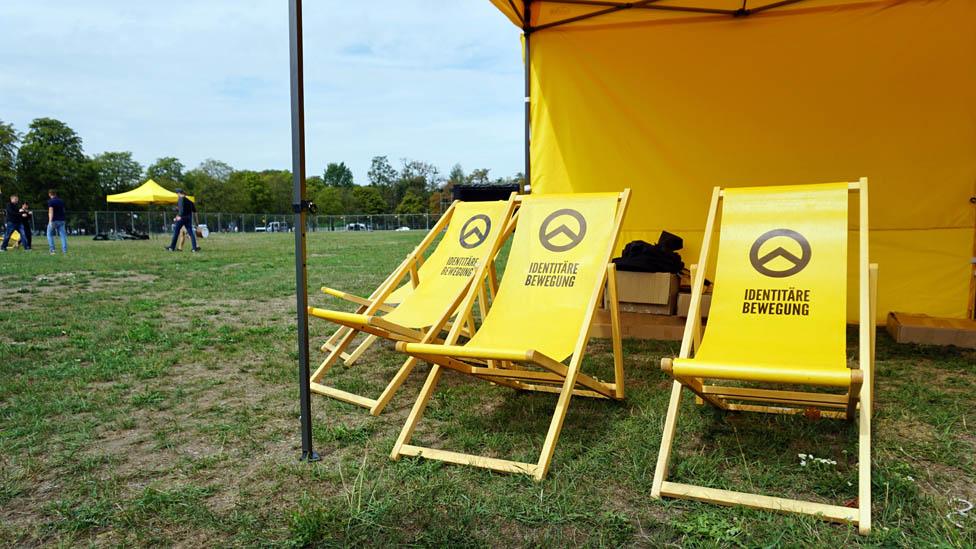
493, 0, 976, 321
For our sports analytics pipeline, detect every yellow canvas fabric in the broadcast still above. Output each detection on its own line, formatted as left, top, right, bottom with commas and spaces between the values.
672, 183, 850, 386
464, 193, 620, 362
377, 200, 512, 328
490, 0, 976, 321
106, 179, 193, 204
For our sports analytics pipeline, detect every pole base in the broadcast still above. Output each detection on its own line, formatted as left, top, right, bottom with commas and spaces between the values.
300, 450, 321, 462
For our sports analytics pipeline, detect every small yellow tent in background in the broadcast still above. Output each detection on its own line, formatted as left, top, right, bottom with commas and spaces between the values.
106, 179, 193, 205
489, 0, 976, 322
106, 179, 193, 236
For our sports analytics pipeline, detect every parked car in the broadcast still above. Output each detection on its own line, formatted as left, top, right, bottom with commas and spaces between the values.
256, 221, 288, 232
395, 226, 411, 232
346, 222, 368, 231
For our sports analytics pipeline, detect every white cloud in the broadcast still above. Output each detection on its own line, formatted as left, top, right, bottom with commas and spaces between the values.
0, 0, 524, 184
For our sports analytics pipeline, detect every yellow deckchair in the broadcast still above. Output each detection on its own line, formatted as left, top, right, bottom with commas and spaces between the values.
391, 190, 631, 480
652, 179, 878, 534
316, 224, 446, 369
308, 197, 518, 415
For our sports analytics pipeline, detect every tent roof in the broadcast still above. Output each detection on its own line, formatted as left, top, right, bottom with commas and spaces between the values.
106, 179, 193, 205
490, 0, 875, 30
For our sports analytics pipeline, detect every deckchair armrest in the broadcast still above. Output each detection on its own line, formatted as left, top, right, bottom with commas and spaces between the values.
398, 342, 532, 362
308, 307, 372, 327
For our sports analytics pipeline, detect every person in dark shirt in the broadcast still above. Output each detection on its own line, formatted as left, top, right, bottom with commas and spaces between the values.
19, 202, 33, 249
1, 194, 30, 251
165, 189, 199, 252
46, 189, 68, 254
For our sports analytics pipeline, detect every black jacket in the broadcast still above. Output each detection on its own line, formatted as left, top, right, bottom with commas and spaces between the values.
177, 197, 196, 218
5, 202, 22, 225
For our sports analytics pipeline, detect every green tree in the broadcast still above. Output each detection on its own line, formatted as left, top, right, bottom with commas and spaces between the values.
367, 156, 397, 209
226, 171, 266, 213
446, 163, 465, 190
196, 158, 233, 182
466, 168, 491, 186
314, 186, 344, 215
0, 120, 19, 194
400, 159, 440, 192
396, 188, 427, 214
15, 117, 99, 209
146, 157, 185, 188
323, 162, 354, 188
353, 185, 387, 214
260, 170, 292, 213
306, 175, 325, 197
93, 151, 143, 193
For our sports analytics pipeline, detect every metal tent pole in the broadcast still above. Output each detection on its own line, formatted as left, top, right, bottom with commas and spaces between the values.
289, 0, 319, 463
523, 1, 532, 192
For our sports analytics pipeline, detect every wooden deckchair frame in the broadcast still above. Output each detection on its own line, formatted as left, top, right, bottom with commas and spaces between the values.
309, 197, 518, 416
391, 190, 631, 480
651, 178, 878, 534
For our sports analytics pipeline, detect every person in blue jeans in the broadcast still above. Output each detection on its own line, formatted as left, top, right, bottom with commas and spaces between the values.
46, 189, 68, 254
1, 194, 30, 251
165, 189, 199, 252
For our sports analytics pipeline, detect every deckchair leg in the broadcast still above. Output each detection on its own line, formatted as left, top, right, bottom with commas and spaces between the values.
391, 364, 444, 460
607, 264, 625, 398
310, 326, 359, 382
343, 333, 379, 366
534, 360, 583, 481
320, 324, 351, 352
651, 380, 684, 498
370, 356, 421, 416
857, 264, 878, 535
857, 381, 871, 535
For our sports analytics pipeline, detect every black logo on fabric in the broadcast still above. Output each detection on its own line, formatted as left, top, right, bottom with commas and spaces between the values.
459, 214, 491, 249
749, 229, 811, 278
539, 209, 587, 252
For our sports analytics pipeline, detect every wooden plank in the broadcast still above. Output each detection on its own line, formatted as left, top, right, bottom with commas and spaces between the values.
607, 263, 625, 398
856, 177, 872, 535
391, 365, 444, 460
399, 445, 538, 476
701, 385, 848, 407
309, 382, 378, 409
342, 334, 378, 366
470, 367, 561, 382
515, 383, 611, 399
724, 403, 848, 420
651, 381, 684, 498
660, 482, 859, 524
528, 351, 618, 399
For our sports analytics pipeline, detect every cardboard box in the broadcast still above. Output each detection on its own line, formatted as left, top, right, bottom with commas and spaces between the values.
605, 271, 678, 315
886, 312, 976, 349
677, 292, 712, 318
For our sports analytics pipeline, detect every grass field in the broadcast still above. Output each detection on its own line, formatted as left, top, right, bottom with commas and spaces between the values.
0, 232, 973, 547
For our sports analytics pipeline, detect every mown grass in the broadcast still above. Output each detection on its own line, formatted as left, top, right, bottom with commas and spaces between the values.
0, 232, 973, 547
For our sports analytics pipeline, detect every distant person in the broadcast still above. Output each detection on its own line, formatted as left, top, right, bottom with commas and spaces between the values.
165, 189, 199, 252
176, 224, 190, 251
1, 194, 30, 251
19, 202, 33, 250
46, 189, 67, 254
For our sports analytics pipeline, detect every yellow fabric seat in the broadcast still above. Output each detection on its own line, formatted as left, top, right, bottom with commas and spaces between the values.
652, 180, 877, 534
392, 191, 631, 480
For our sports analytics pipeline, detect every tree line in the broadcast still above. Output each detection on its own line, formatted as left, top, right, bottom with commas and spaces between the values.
0, 117, 523, 215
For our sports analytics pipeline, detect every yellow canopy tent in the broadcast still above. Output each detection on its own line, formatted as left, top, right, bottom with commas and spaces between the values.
106, 179, 193, 205
106, 179, 194, 235
489, 0, 976, 321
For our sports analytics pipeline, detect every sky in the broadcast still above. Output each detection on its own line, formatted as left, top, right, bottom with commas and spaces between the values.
0, 1, 524, 184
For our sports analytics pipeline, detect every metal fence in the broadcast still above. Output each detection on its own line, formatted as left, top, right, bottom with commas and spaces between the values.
22, 211, 443, 236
